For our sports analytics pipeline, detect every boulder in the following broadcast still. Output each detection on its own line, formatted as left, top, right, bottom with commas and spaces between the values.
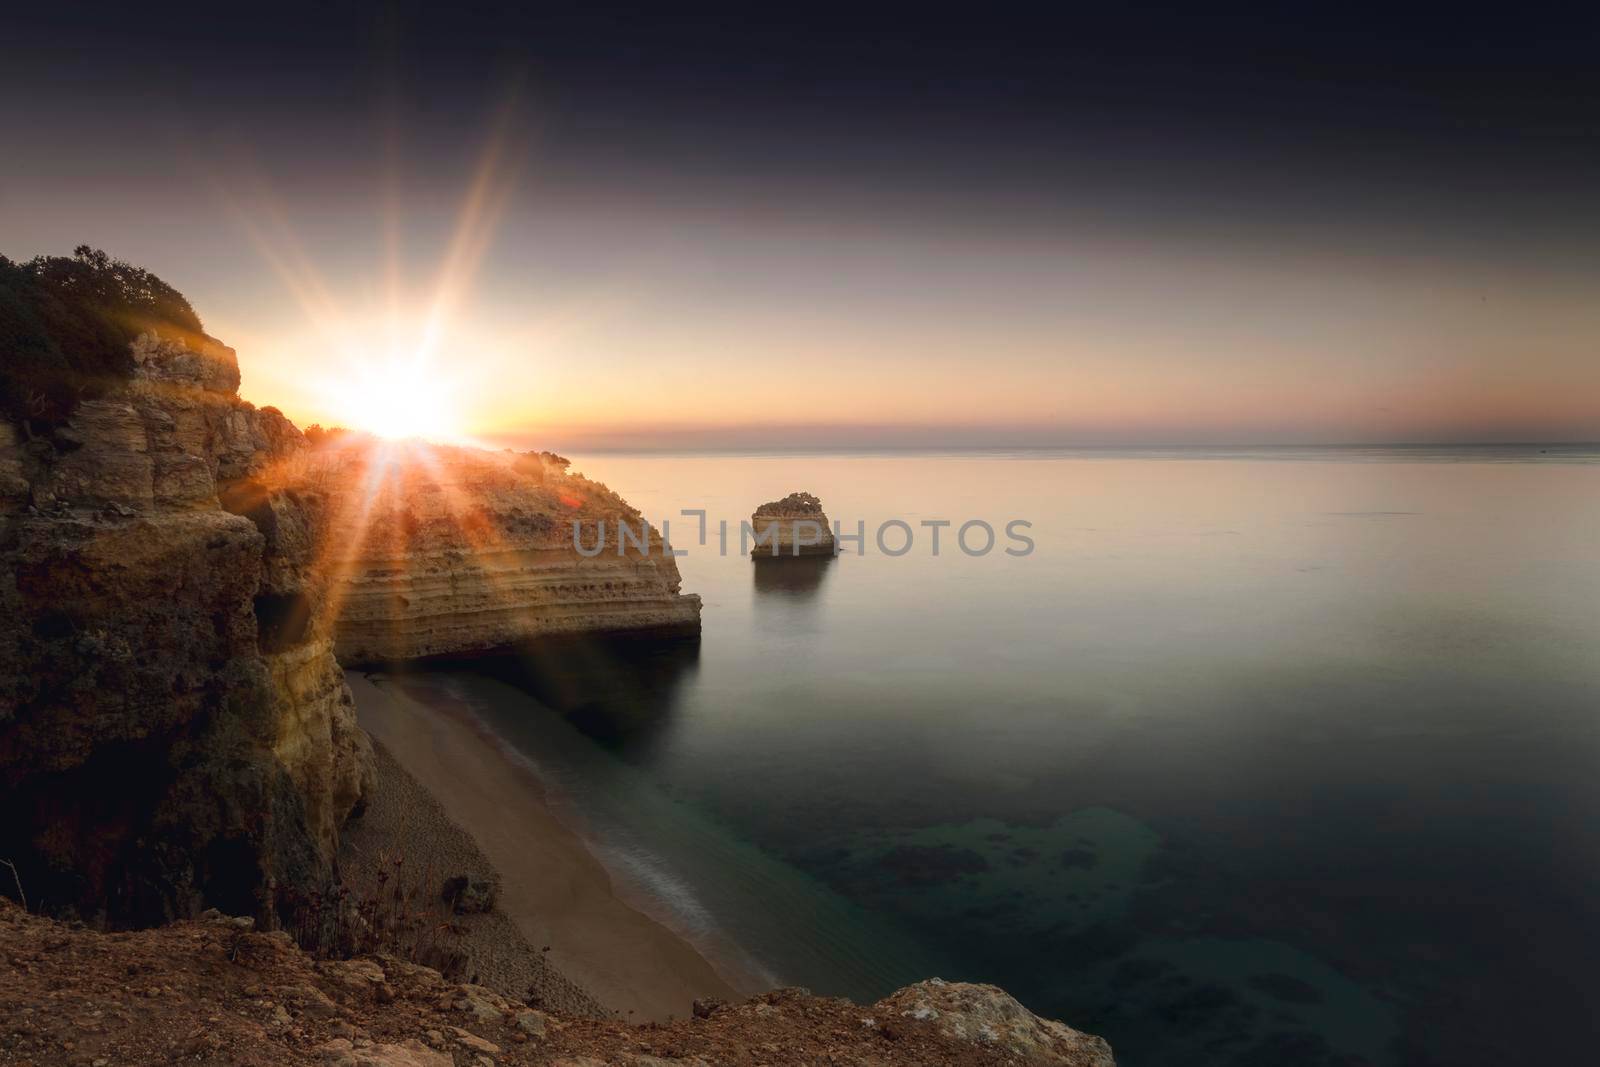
878, 979, 1115, 1066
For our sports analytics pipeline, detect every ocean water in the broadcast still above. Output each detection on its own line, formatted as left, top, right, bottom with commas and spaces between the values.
395, 447, 1600, 1066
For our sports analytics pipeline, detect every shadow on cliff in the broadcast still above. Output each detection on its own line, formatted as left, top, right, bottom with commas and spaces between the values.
0, 719, 324, 927
406, 633, 700, 756
752, 554, 836, 600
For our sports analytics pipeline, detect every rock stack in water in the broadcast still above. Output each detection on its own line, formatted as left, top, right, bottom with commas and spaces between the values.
750, 491, 836, 557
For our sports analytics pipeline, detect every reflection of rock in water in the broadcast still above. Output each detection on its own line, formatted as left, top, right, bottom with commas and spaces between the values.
420, 633, 699, 752
753, 554, 835, 598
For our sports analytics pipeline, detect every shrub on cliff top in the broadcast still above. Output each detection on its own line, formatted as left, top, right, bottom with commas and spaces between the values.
0, 246, 203, 432
302, 424, 354, 449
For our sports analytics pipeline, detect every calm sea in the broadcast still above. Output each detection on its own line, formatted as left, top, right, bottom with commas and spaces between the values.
395, 446, 1600, 1066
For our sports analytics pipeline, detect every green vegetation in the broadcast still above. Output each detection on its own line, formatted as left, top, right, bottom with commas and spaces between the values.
0, 246, 203, 432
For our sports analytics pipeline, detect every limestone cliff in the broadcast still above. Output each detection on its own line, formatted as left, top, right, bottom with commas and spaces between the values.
0, 308, 698, 919
749, 490, 836, 557
299, 441, 701, 664
0, 332, 372, 925
0, 257, 1110, 1064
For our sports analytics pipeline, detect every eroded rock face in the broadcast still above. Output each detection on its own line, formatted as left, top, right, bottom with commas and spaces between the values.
0, 325, 709, 919
305, 444, 702, 664
0, 323, 709, 919
749, 490, 836, 558
0, 332, 372, 925
131, 329, 242, 395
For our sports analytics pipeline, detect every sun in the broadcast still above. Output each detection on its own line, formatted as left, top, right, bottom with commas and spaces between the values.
327, 360, 463, 441
227, 95, 523, 446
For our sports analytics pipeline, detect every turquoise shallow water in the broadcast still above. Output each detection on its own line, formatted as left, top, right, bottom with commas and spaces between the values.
396, 447, 1600, 1066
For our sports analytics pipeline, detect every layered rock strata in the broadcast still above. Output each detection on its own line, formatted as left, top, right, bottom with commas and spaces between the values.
0, 322, 701, 919
306, 443, 701, 664
749, 490, 836, 557
0, 332, 372, 925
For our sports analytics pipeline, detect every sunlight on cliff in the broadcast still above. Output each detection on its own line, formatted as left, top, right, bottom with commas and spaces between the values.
249, 436, 567, 651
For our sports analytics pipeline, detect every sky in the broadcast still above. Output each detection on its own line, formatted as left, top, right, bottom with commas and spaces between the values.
2, 4, 1598, 448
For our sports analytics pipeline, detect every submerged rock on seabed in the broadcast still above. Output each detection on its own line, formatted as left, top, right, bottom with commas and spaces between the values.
749, 490, 836, 557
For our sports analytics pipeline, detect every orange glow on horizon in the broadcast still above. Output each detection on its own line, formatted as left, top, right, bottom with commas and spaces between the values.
201, 92, 1600, 450
219, 95, 523, 445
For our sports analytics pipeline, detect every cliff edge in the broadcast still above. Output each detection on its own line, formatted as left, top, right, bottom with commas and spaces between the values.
0, 249, 695, 923
0, 327, 373, 926
0, 250, 1112, 1064
0, 898, 1116, 1066
300, 441, 700, 664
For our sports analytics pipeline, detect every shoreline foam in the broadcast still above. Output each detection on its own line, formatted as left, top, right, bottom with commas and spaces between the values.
345, 670, 742, 1022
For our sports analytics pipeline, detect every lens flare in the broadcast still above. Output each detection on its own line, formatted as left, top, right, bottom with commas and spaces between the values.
327, 360, 462, 441
217, 88, 524, 444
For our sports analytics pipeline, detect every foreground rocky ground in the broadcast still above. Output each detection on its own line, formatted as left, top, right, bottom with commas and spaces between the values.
0, 900, 1113, 1066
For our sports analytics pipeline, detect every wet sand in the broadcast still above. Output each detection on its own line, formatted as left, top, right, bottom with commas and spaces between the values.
345, 671, 742, 1023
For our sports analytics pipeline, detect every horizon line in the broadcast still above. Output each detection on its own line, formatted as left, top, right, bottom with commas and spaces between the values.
472, 438, 1600, 456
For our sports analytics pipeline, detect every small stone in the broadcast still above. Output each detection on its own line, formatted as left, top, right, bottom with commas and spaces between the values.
447, 1026, 501, 1055
440, 874, 499, 914
450, 985, 510, 1024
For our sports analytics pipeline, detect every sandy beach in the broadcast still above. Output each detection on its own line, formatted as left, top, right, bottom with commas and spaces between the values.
344, 671, 742, 1023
